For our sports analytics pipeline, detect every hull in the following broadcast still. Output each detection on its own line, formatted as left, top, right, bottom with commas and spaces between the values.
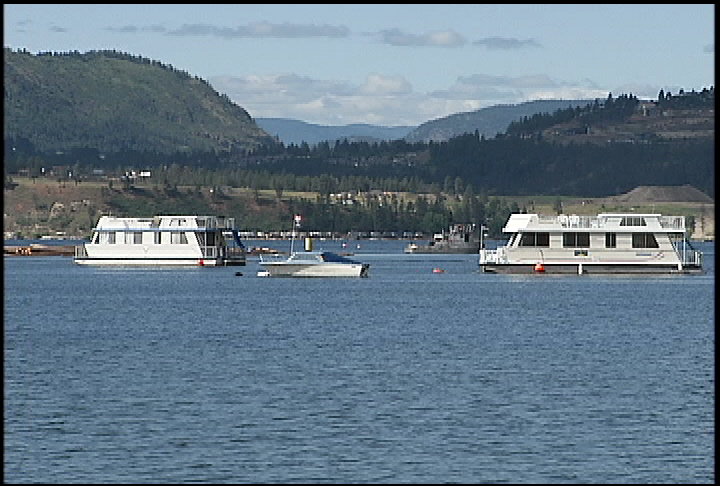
259, 262, 370, 277
406, 244, 478, 254
74, 257, 246, 266
481, 262, 704, 275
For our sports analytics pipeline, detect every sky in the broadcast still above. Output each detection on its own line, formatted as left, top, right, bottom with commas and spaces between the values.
3, 4, 715, 127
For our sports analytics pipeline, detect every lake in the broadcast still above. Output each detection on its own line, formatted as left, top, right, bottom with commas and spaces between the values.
4, 240, 715, 483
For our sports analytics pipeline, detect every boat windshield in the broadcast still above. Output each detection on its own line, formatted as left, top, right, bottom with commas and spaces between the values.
320, 252, 360, 264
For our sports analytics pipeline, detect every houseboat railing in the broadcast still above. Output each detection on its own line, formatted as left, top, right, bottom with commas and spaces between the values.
478, 247, 507, 264
539, 214, 688, 231
199, 245, 246, 260
74, 245, 88, 258
659, 216, 684, 230
681, 249, 703, 266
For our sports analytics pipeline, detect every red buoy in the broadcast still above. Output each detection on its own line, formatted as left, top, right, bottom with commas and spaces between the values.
534, 263, 545, 273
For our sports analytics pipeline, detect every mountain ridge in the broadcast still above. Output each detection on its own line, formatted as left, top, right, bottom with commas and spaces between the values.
255, 118, 414, 146
404, 99, 595, 143
3, 48, 274, 153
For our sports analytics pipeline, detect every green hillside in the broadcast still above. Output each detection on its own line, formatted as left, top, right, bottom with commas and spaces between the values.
3, 48, 274, 154
404, 99, 594, 143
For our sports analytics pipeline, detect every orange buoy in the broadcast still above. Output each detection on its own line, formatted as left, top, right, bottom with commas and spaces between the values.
534, 263, 545, 273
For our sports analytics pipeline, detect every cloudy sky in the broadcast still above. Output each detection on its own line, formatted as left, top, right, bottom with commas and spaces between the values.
4, 4, 715, 127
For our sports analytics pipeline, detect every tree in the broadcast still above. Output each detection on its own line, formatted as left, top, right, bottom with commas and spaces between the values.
454, 176, 464, 196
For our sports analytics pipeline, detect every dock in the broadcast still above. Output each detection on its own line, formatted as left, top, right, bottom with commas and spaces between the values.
4, 244, 78, 257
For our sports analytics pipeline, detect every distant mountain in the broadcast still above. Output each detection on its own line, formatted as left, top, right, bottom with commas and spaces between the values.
404, 99, 594, 143
3, 48, 274, 154
256, 118, 415, 146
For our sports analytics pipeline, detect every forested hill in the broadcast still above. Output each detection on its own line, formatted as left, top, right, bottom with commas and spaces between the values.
256, 118, 414, 146
425, 91, 714, 197
3, 48, 275, 154
404, 99, 594, 143
2, 46, 714, 200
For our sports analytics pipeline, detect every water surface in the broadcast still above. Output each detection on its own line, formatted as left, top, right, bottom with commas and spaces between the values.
4, 240, 714, 483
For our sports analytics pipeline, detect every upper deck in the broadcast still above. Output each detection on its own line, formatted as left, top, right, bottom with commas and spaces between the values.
93, 215, 236, 232
503, 213, 686, 233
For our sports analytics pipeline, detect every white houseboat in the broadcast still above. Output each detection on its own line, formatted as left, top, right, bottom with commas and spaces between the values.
479, 212, 703, 274
74, 215, 246, 266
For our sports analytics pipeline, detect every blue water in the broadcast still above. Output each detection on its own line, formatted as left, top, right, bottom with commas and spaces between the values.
4, 240, 715, 483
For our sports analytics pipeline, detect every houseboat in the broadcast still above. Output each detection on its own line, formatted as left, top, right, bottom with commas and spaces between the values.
479, 213, 703, 274
74, 215, 246, 266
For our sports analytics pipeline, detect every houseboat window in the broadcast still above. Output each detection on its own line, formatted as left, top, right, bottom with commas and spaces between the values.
605, 232, 616, 248
563, 232, 590, 247
154, 232, 161, 244
133, 232, 143, 244
519, 232, 549, 247
632, 232, 659, 248
171, 232, 188, 244
621, 216, 646, 226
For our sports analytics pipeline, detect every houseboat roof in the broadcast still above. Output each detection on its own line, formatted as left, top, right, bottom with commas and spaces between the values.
502, 213, 686, 233
93, 215, 236, 230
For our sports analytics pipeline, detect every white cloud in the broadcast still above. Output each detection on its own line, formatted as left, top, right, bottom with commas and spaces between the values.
360, 74, 412, 95
168, 22, 350, 38
472, 37, 542, 50
108, 22, 350, 38
209, 71, 619, 127
377, 28, 466, 47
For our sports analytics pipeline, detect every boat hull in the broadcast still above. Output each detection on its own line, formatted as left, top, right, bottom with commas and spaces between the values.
481, 262, 704, 275
259, 262, 370, 277
74, 257, 246, 266
406, 244, 478, 254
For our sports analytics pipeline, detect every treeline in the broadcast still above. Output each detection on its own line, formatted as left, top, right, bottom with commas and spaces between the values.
100, 176, 520, 237
427, 134, 714, 197
4, 81, 714, 235
6, 123, 713, 200
24, 48, 203, 82
506, 88, 714, 135
506, 93, 641, 135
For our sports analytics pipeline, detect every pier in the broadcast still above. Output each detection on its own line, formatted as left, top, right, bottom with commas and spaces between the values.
4, 244, 78, 257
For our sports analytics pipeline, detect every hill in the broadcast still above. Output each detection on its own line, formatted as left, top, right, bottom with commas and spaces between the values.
404, 99, 594, 143
3, 48, 274, 154
604, 185, 714, 204
256, 118, 414, 146
528, 99, 715, 145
